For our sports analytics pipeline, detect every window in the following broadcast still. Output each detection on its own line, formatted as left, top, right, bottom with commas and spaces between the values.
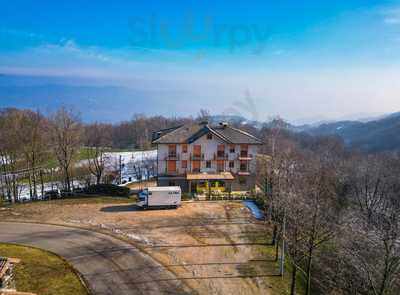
239, 177, 247, 186
168, 144, 177, 157
182, 144, 188, 153
192, 160, 201, 172
240, 144, 248, 157
229, 161, 234, 168
167, 160, 177, 173
217, 160, 224, 172
182, 160, 188, 169
207, 133, 212, 140
240, 161, 247, 171
217, 145, 225, 158
229, 145, 235, 153
206, 161, 211, 168
193, 145, 201, 157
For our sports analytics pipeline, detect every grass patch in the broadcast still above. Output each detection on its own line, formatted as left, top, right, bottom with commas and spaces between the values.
0, 243, 89, 295
241, 226, 306, 295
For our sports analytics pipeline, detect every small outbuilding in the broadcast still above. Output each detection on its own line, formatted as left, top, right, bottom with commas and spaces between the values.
0, 257, 36, 295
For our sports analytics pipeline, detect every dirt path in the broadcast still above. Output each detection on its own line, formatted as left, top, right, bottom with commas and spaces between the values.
0, 201, 289, 295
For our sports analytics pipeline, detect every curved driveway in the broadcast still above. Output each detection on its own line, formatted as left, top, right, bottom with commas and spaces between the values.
0, 222, 191, 295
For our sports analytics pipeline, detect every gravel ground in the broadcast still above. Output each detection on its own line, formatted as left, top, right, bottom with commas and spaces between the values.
0, 200, 287, 295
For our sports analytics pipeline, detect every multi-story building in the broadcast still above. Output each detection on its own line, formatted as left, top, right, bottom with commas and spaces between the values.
152, 121, 262, 193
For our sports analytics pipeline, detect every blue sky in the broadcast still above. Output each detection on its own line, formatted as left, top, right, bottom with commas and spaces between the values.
1, 0, 400, 123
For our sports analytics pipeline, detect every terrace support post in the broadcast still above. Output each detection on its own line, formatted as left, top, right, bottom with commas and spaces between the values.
208, 180, 211, 199
229, 181, 232, 200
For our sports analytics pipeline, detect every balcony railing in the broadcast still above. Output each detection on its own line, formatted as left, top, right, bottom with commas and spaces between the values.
217, 167, 225, 173
214, 152, 228, 160
238, 153, 252, 160
165, 153, 179, 160
164, 169, 181, 175
238, 171, 251, 176
190, 153, 204, 160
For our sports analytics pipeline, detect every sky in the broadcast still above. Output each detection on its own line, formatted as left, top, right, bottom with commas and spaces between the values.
1, 0, 400, 123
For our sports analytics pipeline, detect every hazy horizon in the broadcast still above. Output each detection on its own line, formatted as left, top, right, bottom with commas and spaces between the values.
1, 1, 400, 122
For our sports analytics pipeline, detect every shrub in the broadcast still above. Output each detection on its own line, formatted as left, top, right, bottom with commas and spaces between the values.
181, 193, 194, 201
85, 184, 130, 197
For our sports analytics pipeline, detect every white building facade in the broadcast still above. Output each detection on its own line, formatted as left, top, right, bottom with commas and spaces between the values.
153, 122, 262, 193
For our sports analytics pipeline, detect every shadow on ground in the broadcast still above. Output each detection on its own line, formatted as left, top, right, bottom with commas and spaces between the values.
100, 204, 140, 213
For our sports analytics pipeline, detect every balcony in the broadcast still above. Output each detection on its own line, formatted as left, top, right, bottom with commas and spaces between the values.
214, 152, 228, 160
238, 170, 251, 176
165, 153, 179, 160
217, 167, 225, 173
190, 153, 204, 160
238, 152, 252, 161
164, 169, 181, 176
238, 162, 250, 175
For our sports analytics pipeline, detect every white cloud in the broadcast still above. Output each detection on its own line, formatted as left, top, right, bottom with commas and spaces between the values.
384, 17, 400, 24
381, 6, 400, 25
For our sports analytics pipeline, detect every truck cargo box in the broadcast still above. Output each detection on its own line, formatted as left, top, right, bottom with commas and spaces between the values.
138, 186, 181, 209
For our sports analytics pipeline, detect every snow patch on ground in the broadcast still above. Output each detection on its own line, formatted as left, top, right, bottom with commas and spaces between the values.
11, 150, 158, 201
78, 150, 157, 184
242, 200, 264, 220
98, 222, 152, 245
125, 233, 152, 245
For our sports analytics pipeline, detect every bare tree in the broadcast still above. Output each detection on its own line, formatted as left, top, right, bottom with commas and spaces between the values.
348, 154, 392, 223
339, 154, 400, 295
49, 107, 82, 192
0, 109, 23, 203
13, 110, 47, 200
197, 109, 211, 122
84, 123, 111, 185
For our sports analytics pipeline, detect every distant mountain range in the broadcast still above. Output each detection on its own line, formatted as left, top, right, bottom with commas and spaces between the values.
300, 112, 400, 152
210, 112, 400, 153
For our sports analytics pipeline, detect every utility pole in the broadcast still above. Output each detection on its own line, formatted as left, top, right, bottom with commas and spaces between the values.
119, 155, 122, 184
280, 207, 286, 276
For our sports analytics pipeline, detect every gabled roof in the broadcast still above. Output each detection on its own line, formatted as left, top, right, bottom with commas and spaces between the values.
152, 122, 262, 145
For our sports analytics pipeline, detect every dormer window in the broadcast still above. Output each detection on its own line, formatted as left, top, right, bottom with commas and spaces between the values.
207, 133, 212, 140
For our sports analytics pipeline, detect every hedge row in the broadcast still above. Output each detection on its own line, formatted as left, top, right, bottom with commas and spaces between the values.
84, 184, 130, 197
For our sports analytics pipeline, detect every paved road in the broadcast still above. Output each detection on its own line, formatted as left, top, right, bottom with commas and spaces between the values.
0, 222, 191, 295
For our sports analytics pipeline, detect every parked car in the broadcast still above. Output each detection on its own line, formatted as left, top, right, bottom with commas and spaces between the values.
60, 190, 74, 198
43, 190, 61, 200
72, 187, 84, 194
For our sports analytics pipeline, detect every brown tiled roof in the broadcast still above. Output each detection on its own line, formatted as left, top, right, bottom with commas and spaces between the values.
152, 123, 262, 145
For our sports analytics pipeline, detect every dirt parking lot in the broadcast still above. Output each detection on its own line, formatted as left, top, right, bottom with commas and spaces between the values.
0, 199, 291, 295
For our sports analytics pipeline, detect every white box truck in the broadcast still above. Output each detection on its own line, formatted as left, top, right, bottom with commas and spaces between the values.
137, 186, 181, 209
